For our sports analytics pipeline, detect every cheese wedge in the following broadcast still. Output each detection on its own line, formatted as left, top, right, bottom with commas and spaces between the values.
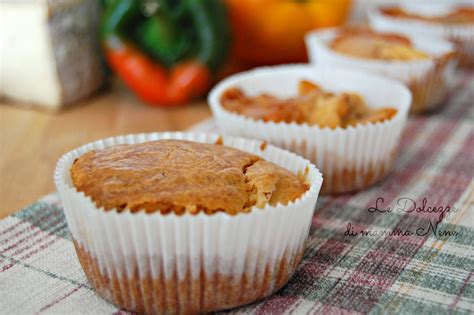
0, 0, 105, 110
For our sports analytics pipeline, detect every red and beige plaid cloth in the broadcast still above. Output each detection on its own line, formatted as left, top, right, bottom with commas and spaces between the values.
1, 73, 473, 314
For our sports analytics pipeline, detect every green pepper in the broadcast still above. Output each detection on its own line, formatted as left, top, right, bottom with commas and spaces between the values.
100, 0, 231, 106
135, 12, 192, 66
186, 0, 231, 71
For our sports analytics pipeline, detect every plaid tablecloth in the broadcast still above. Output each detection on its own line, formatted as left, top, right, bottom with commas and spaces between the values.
1, 73, 473, 314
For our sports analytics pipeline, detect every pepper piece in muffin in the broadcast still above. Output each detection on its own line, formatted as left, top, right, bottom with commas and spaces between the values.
70, 139, 309, 215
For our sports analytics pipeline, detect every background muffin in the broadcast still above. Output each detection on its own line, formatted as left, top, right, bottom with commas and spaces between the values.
306, 26, 457, 114
209, 65, 411, 194
369, 4, 474, 68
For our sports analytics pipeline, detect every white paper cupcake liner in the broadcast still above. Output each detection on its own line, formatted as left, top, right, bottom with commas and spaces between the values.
368, 5, 474, 68
208, 65, 411, 194
54, 132, 323, 314
305, 28, 457, 114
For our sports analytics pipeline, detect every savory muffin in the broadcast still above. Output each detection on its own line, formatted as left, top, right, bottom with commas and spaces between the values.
220, 80, 397, 129
381, 6, 474, 24
56, 133, 323, 314
306, 26, 456, 114
371, 6, 474, 68
329, 27, 429, 61
210, 65, 412, 194
71, 139, 308, 215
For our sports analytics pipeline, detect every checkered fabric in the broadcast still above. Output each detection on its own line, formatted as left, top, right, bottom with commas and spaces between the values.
1, 72, 473, 314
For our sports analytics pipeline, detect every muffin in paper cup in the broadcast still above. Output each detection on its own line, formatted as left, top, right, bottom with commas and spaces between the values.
54, 132, 323, 314
208, 65, 411, 194
368, 3, 474, 68
305, 27, 457, 114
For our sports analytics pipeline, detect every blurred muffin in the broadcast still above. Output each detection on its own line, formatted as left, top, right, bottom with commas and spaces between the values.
381, 6, 474, 24
209, 65, 412, 194
329, 27, 429, 61
55, 133, 323, 314
370, 4, 473, 68
306, 26, 456, 114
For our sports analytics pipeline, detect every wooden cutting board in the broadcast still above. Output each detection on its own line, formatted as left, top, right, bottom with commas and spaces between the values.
0, 85, 211, 217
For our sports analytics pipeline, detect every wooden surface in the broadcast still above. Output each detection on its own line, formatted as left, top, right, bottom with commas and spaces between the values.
0, 86, 211, 218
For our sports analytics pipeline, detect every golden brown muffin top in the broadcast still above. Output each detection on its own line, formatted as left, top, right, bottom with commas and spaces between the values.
330, 27, 429, 61
221, 80, 397, 129
382, 7, 474, 24
70, 139, 309, 215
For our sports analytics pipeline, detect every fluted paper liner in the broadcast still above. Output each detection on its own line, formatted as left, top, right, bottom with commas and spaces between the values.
305, 28, 457, 114
54, 132, 323, 314
368, 5, 474, 68
208, 65, 411, 194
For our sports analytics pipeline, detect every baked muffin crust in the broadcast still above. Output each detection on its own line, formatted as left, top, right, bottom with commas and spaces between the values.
70, 139, 308, 214
221, 80, 397, 129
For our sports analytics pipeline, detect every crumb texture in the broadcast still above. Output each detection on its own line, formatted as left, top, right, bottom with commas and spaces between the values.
70, 140, 308, 214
